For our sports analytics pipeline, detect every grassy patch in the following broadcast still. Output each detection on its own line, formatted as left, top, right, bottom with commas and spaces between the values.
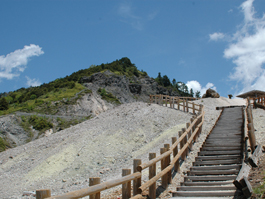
56, 116, 91, 130
0, 83, 86, 116
253, 174, 265, 198
0, 136, 11, 152
20, 115, 53, 133
98, 88, 121, 104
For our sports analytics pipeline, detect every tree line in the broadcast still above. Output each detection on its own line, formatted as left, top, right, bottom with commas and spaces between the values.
155, 72, 201, 98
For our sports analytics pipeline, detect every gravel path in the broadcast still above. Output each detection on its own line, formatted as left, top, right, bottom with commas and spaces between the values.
0, 97, 249, 199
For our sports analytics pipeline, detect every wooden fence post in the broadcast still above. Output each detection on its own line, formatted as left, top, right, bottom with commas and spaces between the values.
36, 189, 51, 199
178, 131, 185, 161
183, 99, 185, 112
192, 102, 195, 114
178, 98, 180, 110
122, 169, 131, 199
191, 116, 197, 142
149, 153, 156, 199
133, 159, 142, 196
172, 137, 180, 172
160, 148, 168, 189
186, 122, 192, 150
182, 128, 188, 158
164, 144, 171, 184
89, 177, 101, 199
186, 99, 189, 112
248, 123, 257, 153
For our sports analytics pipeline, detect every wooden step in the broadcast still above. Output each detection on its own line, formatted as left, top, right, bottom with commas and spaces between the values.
195, 155, 241, 161
176, 185, 236, 191
206, 138, 241, 142
201, 147, 241, 151
198, 150, 241, 156
193, 159, 241, 166
207, 137, 242, 140
188, 169, 239, 176
181, 181, 234, 186
203, 143, 242, 147
172, 190, 236, 197
205, 141, 243, 144
190, 164, 241, 171
208, 133, 242, 136
184, 175, 237, 182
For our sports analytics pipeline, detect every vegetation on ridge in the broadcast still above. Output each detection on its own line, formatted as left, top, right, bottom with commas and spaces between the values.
0, 57, 198, 116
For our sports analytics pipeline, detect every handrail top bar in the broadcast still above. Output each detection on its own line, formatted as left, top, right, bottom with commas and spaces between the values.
47, 172, 141, 199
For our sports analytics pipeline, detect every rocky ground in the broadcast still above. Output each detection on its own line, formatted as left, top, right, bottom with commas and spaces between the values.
1, 97, 264, 199
249, 108, 265, 199
0, 101, 192, 199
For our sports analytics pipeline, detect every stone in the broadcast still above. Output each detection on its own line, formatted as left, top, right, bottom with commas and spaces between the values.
202, 88, 220, 98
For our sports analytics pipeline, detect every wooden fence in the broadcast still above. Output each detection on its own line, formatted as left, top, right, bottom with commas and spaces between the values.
150, 94, 200, 114
247, 96, 265, 109
36, 95, 204, 199
246, 98, 257, 153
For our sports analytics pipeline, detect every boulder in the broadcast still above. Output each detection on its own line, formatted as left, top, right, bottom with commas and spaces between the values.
202, 88, 220, 98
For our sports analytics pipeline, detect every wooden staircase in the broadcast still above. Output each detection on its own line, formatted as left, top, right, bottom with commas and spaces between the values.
172, 107, 244, 198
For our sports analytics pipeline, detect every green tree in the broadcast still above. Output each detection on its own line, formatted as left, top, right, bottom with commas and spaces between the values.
172, 78, 177, 88
162, 75, 171, 87
190, 88, 194, 97
0, 98, 9, 110
156, 72, 163, 86
195, 91, 201, 98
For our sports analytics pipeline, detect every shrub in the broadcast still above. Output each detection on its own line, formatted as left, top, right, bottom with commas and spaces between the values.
0, 98, 9, 110
0, 136, 9, 152
29, 115, 53, 131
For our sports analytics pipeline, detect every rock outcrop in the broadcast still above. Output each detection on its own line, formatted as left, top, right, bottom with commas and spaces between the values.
202, 88, 220, 98
79, 70, 180, 103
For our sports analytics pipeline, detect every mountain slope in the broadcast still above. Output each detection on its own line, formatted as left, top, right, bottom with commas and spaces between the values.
0, 57, 190, 151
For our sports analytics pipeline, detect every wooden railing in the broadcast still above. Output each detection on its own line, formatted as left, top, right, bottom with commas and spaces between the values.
36, 95, 204, 199
150, 94, 200, 115
246, 98, 257, 153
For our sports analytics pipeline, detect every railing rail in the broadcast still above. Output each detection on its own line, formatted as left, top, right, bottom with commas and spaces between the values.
36, 95, 204, 199
246, 98, 257, 153
149, 94, 200, 114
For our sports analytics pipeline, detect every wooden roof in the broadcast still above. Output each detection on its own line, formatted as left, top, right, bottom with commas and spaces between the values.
236, 90, 265, 98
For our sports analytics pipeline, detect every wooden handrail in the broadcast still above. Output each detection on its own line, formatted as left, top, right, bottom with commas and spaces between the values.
46, 172, 141, 199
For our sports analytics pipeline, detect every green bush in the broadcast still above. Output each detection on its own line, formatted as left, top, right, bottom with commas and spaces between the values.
0, 137, 9, 152
29, 115, 53, 131
98, 88, 121, 104
0, 98, 9, 110
30, 94, 37, 100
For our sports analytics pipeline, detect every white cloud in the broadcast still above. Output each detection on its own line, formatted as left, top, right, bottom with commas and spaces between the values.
223, 0, 265, 93
0, 44, 44, 80
117, 2, 157, 30
209, 32, 225, 41
26, 76, 41, 87
186, 80, 217, 96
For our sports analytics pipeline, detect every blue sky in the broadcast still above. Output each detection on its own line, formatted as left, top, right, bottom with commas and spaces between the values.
0, 0, 265, 97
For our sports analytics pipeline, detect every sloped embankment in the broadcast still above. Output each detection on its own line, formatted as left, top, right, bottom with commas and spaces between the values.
0, 102, 192, 198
